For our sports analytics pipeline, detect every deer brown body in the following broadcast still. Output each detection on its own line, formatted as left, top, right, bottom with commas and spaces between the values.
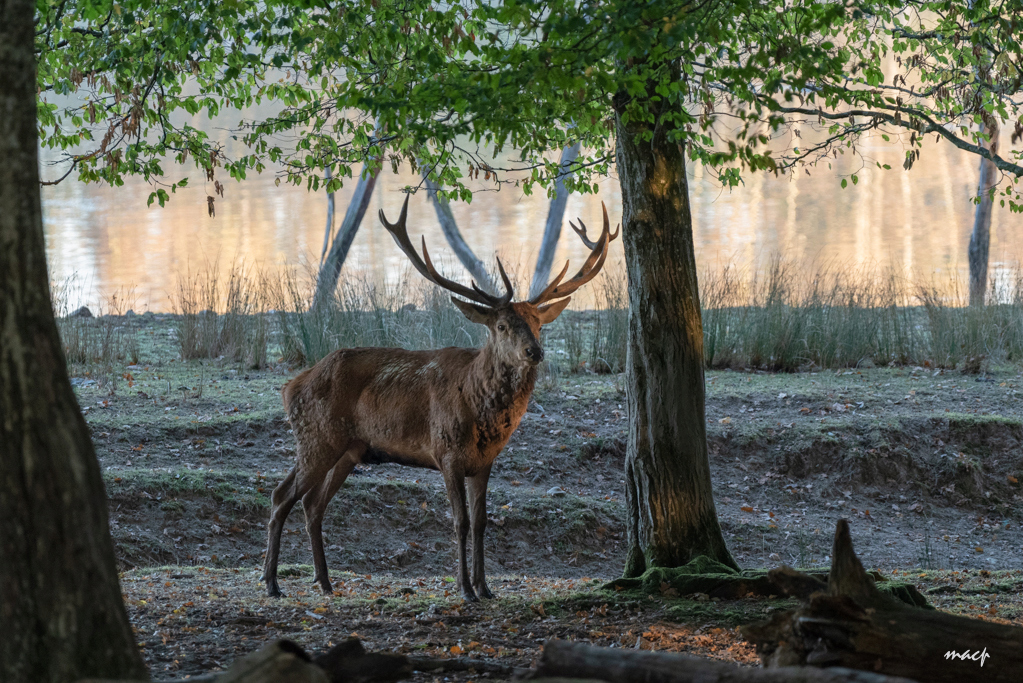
262, 197, 617, 600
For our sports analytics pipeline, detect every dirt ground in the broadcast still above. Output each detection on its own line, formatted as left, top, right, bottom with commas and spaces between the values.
71, 313, 1023, 679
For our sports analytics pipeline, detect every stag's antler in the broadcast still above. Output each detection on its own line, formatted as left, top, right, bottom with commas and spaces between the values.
570, 216, 601, 250
380, 195, 514, 307
529, 202, 620, 305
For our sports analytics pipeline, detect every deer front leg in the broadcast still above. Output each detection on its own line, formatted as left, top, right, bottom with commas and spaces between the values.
441, 465, 476, 602
467, 464, 494, 599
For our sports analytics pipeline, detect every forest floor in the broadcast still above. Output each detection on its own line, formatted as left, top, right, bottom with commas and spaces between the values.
71, 313, 1023, 679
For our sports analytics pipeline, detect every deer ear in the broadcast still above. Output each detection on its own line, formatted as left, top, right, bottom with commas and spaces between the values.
536, 297, 571, 325
451, 297, 494, 325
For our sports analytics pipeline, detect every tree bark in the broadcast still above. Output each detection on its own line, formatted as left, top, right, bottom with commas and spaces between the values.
529, 142, 581, 299
312, 166, 379, 308
615, 63, 737, 577
0, 1, 148, 681
968, 118, 999, 307
422, 174, 499, 295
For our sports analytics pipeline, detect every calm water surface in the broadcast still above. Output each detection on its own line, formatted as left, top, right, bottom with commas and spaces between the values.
41, 132, 1020, 312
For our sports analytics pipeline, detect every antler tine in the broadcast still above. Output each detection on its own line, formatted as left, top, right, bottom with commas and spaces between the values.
377, 193, 410, 234
570, 219, 598, 250
379, 195, 432, 283
469, 257, 513, 304
528, 259, 571, 305
561, 202, 616, 284
420, 238, 501, 305
530, 202, 619, 305
494, 257, 514, 304
379, 195, 496, 307
569, 203, 621, 250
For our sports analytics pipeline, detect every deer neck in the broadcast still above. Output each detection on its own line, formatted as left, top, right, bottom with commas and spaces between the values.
465, 345, 537, 422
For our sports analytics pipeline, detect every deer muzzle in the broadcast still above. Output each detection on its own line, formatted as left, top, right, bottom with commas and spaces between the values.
525, 345, 544, 364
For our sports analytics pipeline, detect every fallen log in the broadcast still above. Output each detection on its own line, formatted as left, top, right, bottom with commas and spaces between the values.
78, 642, 325, 683
312, 638, 412, 683
314, 637, 524, 679
407, 653, 526, 677
81, 638, 524, 683
210, 640, 327, 683
537, 640, 919, 683
742, 519, 1023, 682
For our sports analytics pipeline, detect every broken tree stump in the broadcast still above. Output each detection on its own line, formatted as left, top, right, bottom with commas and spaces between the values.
742, 519, 1023, 682
537, 640, 919, 683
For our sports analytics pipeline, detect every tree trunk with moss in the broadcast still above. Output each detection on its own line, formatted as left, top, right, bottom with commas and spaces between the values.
0, 0, 148, 680
615, 66, 737, 578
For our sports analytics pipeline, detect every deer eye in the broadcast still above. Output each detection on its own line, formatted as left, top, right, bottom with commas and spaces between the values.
497, 324, 506, 332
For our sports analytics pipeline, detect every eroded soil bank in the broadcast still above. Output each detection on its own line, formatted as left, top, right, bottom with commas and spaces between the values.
70, 314, 1023, 678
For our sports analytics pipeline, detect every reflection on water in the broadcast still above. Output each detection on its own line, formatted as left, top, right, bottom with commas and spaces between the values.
42, 132, 1019, 312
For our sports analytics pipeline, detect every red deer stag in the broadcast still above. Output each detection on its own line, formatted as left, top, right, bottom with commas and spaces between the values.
262, 196, 618, 600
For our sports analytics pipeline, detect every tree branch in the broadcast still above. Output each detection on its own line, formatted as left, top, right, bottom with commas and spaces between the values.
768, 103, 1023, 177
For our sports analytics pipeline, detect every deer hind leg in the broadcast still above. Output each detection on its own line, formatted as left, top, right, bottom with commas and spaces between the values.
302, 445, 362, 595
441, 465, 476, 602
263, 441, 348, 597
263, 467, 300, 597
467, 464, 494, 599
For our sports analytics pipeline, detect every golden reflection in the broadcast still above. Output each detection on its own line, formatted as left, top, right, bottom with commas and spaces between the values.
42, 131, 1019, 312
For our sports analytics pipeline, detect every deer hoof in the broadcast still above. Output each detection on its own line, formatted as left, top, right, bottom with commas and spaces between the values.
462, 588, 479, 602
266, 579, 283, 598
474, 583, 494, 599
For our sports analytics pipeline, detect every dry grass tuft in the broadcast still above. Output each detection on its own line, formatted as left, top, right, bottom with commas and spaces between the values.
52, 275, 141, 373
54, 259, 1023, 375
702, 259, 1023, 372
174, 261, 271, 368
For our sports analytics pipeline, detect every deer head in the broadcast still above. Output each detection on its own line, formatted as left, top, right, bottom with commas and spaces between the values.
379, 196, 619, 368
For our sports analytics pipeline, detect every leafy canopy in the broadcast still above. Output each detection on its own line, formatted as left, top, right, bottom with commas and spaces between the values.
35, 0, 1023, 208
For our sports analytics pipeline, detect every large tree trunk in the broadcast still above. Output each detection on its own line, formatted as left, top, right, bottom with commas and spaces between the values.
615, 65, 737, 577
968, 118, 999, 306
0, 1, 148, 680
